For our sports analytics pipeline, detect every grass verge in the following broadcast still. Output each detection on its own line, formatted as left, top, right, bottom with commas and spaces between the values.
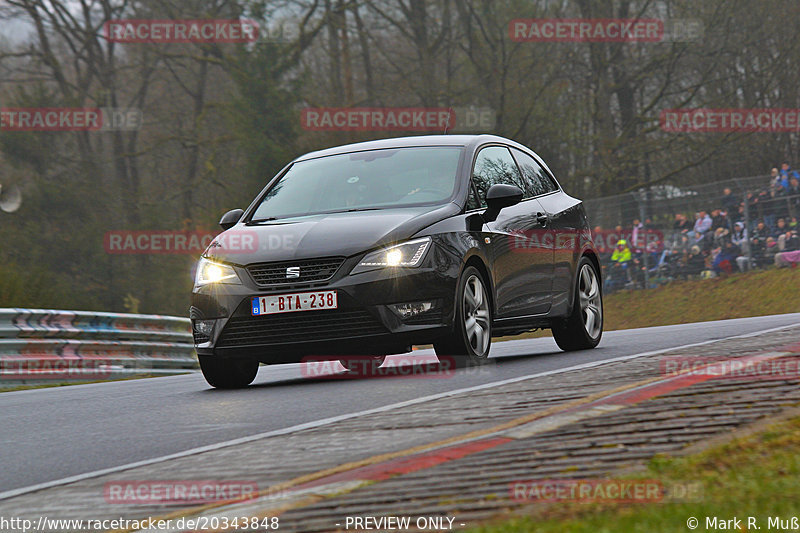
468, 411, 800, 533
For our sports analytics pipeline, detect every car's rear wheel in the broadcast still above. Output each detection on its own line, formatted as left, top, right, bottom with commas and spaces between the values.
198, 356, 259, 388
552, 257, 603, 351
434, 266, 492, 366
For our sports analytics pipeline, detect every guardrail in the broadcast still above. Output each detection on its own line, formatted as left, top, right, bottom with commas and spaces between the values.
0, 308, 197, 385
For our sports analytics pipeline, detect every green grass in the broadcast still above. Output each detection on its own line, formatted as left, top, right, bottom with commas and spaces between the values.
468, 413, 800, 533
605, 267, 800, 330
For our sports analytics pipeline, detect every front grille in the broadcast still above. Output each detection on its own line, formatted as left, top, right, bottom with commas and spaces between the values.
246, 257, 345, 288
216, 309, 387, 347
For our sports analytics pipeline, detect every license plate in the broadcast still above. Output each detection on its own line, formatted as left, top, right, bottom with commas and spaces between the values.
251, 290, 338, 316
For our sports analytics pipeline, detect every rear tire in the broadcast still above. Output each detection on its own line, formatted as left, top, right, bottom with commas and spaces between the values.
199, 356, 259, 388
552, 257, 603, 351
434, 266, 492, 367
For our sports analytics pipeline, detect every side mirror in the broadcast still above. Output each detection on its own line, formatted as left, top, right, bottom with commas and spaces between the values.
484, 184, 523, 222
219, 208, 244, 230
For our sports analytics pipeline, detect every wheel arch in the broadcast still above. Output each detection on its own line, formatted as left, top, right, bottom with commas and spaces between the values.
463, 254, 495, 317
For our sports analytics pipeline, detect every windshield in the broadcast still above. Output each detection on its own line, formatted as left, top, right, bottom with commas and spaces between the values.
250, 146, 463, 221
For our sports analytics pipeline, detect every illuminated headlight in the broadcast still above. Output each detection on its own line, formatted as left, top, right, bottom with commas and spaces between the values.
351, 237, 431, 275
195, 257, 241, 285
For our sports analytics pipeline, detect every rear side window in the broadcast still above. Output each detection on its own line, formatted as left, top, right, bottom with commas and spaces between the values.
471, 146, 526, 207
511, 147, 559, 196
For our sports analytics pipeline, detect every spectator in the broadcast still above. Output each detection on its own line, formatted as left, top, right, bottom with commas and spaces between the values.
692, 210, 712, 243
679, 245, 706, 279
721, 187, 739, 213
773, 182, 790, 218
672, 232, 691, 254
712, 241, 739, 275
750, 221, 769, 266
764, 237, 779, 263
731, 221, 748, 251
778, 163, 791, 190
774, 230, 800, 267
631, 219, 644, 250
605, 239, 632, 291
611, 239, 632, 264
712, 226, 730, 248
771, 218, 788, 239
673, 213, 691, 233
731, 222, 750, 271
778, 229, 800, 252
731, 204, 745, 225
711, 208, 729, 231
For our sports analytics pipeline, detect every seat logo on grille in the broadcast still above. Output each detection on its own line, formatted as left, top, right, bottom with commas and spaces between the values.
286, 266, 301, 279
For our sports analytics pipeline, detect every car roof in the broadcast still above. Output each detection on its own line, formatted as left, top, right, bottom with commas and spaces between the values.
294, 134, 522, 162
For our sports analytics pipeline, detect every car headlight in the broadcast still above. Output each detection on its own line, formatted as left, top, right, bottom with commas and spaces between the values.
195, 257, 241, 285
351, 237, 431, 275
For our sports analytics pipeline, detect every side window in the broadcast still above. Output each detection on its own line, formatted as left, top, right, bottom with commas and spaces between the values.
511, 147, 558, 196
471, 146, 526, 207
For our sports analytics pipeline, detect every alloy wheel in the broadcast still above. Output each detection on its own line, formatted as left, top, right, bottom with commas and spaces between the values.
578, 263, 602, 339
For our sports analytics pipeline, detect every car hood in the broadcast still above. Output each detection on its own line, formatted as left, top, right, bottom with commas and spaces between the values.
205, 203, 460, 265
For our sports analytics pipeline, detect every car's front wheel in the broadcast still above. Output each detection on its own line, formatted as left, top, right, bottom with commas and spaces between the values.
199, 356, 259, 388
434, 266, 492, 366
552, 257, 603, 351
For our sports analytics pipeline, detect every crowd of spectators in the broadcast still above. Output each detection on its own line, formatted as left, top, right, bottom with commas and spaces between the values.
595, 164, 800, 291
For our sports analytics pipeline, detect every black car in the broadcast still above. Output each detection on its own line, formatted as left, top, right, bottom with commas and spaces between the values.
191, 135, 602, 388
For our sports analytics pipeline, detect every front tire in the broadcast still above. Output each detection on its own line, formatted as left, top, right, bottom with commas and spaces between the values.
199, 356, 259, 388
434, 266, 492, 366
552, 257, 603, 351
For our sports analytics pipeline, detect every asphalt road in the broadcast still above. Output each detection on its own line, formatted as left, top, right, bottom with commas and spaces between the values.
2, 313, 799, 495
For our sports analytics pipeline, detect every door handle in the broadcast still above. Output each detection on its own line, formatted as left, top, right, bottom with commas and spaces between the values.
536, 212, 549, 226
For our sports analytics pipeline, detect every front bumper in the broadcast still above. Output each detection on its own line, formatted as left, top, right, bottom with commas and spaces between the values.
190, 249, 460, 363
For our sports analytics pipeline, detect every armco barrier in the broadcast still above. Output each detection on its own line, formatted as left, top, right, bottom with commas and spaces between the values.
0, 308, 197, 384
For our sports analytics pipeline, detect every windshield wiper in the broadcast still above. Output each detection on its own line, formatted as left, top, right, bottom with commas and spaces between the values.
338, 207, 380, 213
249, 208, 379, 223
